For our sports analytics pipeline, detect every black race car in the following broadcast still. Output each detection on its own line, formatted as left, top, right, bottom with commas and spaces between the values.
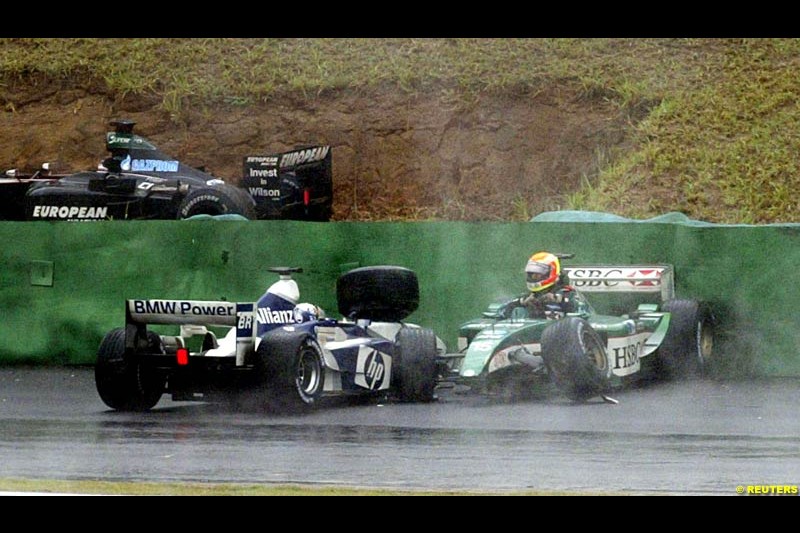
2, 120, 333, 221
0, 164, 55, 220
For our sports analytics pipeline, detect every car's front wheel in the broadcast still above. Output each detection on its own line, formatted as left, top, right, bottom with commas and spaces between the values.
393, 327, 438, 403
541, 317, 611, 402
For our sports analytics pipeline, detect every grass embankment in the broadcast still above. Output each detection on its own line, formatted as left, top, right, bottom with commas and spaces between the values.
1, 38, 798, 223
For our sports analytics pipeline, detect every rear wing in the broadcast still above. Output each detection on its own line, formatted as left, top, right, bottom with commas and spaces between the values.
562, 265, 675, 301
125, 299, 256, 366
241, 145, 332, 217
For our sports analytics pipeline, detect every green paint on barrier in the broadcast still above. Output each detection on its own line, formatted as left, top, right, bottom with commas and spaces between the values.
1, 215, 799, 376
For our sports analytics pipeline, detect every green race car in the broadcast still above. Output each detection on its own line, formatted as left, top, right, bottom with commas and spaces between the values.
440, 259, 715, 402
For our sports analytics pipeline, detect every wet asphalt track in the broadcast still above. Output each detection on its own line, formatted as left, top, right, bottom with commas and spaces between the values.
0, 367, 798, 494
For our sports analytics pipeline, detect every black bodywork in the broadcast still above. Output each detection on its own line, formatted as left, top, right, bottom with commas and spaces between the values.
242, 145, 333, 221
0, 166, 56, 220
1, 120, 333, 221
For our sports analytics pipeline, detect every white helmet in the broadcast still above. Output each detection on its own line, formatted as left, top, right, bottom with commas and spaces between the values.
294, 303, 325, 323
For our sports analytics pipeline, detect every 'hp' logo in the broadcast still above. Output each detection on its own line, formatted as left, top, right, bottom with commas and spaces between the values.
364, 351, 386, 390
356, 349, 389, 391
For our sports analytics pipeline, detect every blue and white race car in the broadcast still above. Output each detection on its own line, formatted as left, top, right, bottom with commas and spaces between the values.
95, 266, 444, 412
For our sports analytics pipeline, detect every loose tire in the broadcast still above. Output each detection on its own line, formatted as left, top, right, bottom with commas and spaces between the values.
178, 185, 257, 219
541, 317, 612, 402
657, 299, 714, 379
337, 266, 419, 322
393, 327, 438, 403
95, 328, 166, 411
257, 331, 325, 412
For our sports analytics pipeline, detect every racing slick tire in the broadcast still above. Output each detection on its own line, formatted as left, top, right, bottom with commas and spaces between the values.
541, 317, 612, 402
657, 299, 714, 379
393, 327, 438, 403
256, 330, 325, 412
95, 328, 166, 411
178, 184, 257, 219
336, 266, 419, 322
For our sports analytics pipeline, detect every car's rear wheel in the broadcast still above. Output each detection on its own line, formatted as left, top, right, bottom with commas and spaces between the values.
178, 185, 257, 219
95, 328, 165, 411
657, 299, 714, 379
541, 317, 611, 402
336, 266, 419, 322
393, 327, 438, 403
257, 332, 325, 412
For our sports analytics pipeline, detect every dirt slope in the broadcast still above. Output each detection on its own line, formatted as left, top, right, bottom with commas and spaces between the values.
0, 81, 640, 221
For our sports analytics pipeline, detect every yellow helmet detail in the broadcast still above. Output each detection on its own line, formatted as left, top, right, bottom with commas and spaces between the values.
525, 252, 560, 293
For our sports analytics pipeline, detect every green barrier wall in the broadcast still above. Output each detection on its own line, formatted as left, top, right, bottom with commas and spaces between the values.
2, 220, 799, 376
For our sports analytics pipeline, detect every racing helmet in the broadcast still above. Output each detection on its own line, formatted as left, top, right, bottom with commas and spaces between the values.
525, 252, 560, 293
294, 302, 325, 323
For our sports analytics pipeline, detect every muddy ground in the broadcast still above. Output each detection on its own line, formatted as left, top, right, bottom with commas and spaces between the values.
0, 79, 644, 220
